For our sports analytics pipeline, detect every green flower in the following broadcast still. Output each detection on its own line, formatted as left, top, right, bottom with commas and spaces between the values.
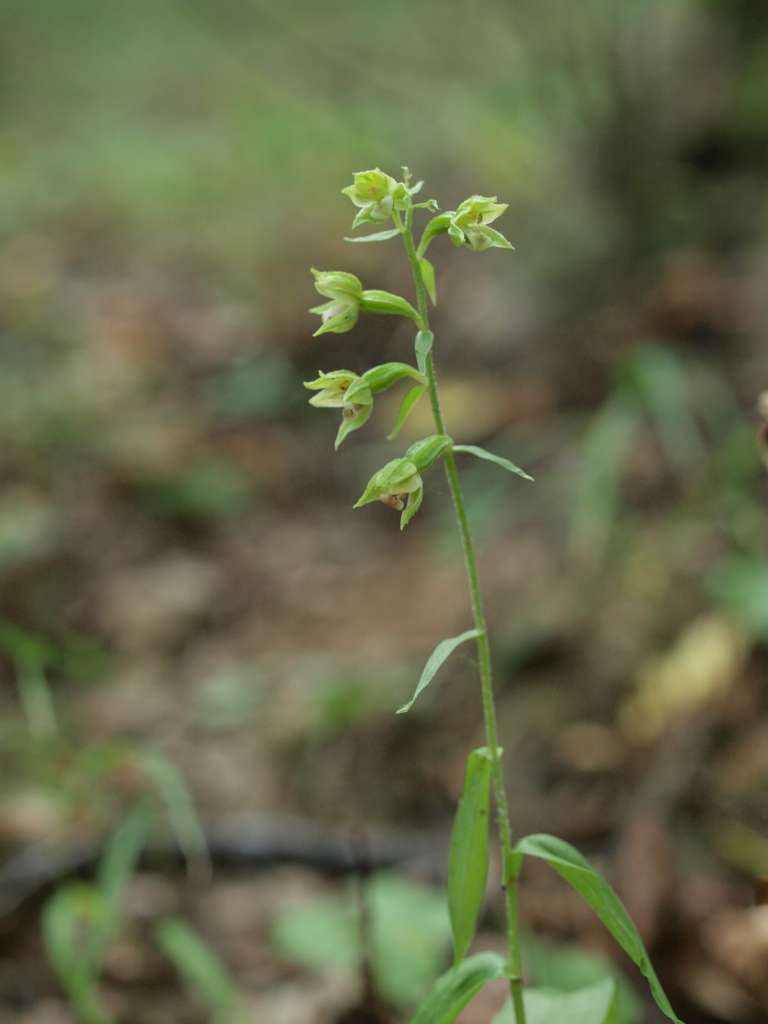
304, 370, 373, 449
448, 195, 513, 252
309, 269, 363, 336
354, 457, 424, 530
342, 169, 408, 229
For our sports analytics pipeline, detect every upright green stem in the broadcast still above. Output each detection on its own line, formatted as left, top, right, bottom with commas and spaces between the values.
396, 206, 527, 1023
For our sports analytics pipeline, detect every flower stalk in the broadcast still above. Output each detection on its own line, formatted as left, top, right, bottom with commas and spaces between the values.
394, 202, 527, 1024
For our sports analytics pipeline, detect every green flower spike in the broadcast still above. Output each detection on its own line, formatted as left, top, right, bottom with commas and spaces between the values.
309, 269, 364, 336
448, 195, 513, 252
303, 370, 373, 449
354, 457, 424, 530
342, 168, 409, 229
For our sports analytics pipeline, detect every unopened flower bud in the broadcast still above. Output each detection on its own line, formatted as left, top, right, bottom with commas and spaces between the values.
309, 269, 363, 336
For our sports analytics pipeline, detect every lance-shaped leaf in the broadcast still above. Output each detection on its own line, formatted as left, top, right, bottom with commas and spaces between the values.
410, 951, 507, 1024
492, 978, 619, 1024
419, 257, 437, 304
397, 628, 481, 714
415, 330, 434, 374
453, 445, 533, 482
388, 384, 426, 440
140, 750, 210, 881
344, 227, 402, 244
360, 289, 420, 323
448, 748, 492, 964
513, 834, 684, 1024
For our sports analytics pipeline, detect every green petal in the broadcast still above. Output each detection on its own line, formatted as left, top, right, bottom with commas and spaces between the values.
400, 480, 423, 529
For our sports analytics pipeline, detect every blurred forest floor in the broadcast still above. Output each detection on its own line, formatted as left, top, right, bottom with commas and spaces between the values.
0, 2, 767, 1022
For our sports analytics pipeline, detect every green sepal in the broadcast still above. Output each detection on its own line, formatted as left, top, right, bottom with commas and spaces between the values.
360, 289, 420, 323
419, 257, 437, 304
334, 401, 373, 450
475, 225, 514, 250
361, 362, 425, 395
351, 205, 379, 229
304, 369, 359, 408
415, 330, 434, 374
399, 480, 423, 529
387, 384, 427, 440
448, 748, 492, 964
310, 301, 359, 337
340, 377, 374, 407
406, 434, 453, 471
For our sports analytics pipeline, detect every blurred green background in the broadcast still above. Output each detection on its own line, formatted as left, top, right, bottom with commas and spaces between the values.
1, 1, 767, 1022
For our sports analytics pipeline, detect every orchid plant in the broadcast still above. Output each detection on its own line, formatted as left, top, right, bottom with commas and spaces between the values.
304, 168, 684, 1024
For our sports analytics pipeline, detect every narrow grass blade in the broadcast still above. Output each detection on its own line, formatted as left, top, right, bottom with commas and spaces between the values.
140, 750, 211, 882
94, 798, 154, 956
43, 883, 114, 1023
156, 918, 240, 1023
